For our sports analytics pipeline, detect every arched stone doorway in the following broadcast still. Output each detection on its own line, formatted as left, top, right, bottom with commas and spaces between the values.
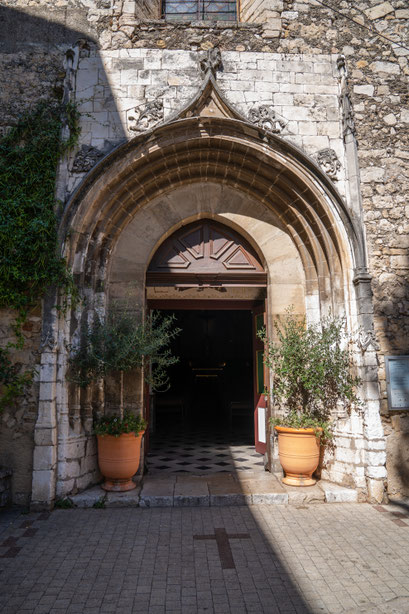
31, 115, 385, 508
145, 218, 269, 471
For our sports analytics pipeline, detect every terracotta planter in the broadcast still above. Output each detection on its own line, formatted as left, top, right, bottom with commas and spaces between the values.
97, 430, 145, 491
275, 425, 321, 487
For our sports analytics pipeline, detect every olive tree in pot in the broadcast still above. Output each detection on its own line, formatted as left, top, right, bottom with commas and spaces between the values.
258, 310, 360, 487
69, 307, 180, 491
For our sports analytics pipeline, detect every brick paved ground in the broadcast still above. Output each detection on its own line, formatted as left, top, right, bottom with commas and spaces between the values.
1, 502, 409, 614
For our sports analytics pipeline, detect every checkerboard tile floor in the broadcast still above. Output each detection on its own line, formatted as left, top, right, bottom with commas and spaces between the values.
147, 427, 264, 474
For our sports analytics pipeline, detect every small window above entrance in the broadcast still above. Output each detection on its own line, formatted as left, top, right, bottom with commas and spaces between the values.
162, 0, 237, 21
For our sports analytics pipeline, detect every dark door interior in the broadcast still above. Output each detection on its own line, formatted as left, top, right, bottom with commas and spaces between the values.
152, 309, 254, 436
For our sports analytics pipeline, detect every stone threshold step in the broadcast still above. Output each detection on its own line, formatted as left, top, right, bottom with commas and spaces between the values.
69, 474, 358, 508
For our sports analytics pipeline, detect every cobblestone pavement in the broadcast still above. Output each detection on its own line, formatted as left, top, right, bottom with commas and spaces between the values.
1, 502, 409, 614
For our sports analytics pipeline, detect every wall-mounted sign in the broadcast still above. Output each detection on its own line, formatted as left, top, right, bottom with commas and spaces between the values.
257, 407, 266, 444
385, 356, 409, 410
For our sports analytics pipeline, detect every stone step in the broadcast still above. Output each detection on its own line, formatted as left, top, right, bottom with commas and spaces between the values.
69, 473, 359, 508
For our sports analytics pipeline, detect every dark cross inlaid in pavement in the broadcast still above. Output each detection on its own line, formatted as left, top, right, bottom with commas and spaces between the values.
373, 504, 409, 527
194, 527, 250, 569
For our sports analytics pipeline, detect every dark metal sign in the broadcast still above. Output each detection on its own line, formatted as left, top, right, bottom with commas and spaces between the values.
385, 356, 409, 410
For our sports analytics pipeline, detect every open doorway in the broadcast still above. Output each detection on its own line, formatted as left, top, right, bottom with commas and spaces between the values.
147, 308, 264, 474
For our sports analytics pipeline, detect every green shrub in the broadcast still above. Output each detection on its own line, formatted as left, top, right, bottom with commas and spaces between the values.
68, 306, 181, 421
0, 100, 80, 411
258, 310, 361, 439
94, 412, 147, 437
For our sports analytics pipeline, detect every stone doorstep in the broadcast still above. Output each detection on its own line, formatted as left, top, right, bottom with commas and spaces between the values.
69, 474, 358, 508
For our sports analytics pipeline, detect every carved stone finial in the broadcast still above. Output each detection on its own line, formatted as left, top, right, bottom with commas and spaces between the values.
337, 55, 356, 140
72, 145, 104, 173
357, 329, 380, 353
341, 91, 356, 138
336, 55, 346, 73
316, 148, 341, 180
248, 105, 287, 134
128, 100, 164, 134
199, 48, 223, 78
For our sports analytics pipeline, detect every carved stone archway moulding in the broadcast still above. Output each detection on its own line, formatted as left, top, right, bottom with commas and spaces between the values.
29, 50, 386, 510
61, 61, 366, 284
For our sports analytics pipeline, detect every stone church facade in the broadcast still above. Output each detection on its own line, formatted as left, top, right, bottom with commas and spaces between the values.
0, 0, 408, 509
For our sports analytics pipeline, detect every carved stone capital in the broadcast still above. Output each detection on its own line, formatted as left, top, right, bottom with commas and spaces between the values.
316, 148, 341, 180
199, 48, 222, 78
248, 105, 287, 134
72, 145, 104, 173
128, 100, 164, 134
353, 267, 372, 286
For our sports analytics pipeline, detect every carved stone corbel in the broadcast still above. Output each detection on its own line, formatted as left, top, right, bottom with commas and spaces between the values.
248, 105, 287, 134
72, 145, 104, 173
316, 148, 341, 180
357, 329, 380, 353
128, 100, 164, 134
199, 47, 223, 78
40, 329, 58, 352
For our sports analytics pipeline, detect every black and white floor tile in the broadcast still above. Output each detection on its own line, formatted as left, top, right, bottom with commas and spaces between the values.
146, 428, 264, 475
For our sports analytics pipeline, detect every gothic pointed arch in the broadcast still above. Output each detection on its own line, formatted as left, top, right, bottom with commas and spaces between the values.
61, 113, 365, 321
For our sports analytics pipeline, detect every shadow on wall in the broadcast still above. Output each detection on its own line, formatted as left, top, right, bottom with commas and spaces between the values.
396, 431, 409, 488
372, 247, 409, 497
0, 4, 128, 505
0, 4, 95, 52
1, 6, 315, 612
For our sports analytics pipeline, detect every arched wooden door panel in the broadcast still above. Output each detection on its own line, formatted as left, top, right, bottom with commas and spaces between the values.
147, 219, 267, 288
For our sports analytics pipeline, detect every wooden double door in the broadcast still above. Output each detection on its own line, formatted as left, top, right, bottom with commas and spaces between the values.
145, 300, 268, 455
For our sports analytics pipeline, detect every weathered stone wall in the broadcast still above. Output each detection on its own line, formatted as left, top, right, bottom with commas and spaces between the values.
0, 2, 98, 505
67, 47, 346, 197
1, 0, 409, 501
0, 468, 12, 507
65, 0, 409, 498
0, 309, 41, 506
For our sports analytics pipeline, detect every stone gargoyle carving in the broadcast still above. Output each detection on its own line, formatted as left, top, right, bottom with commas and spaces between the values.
248, 105, 287, 134
128, 100, 164, 133
199, 48, 223, 78
316, 148, 341, 180
72, 144, 104, 173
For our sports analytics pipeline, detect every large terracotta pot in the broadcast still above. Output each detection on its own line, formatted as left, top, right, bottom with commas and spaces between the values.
97, 431, 145, 491
275, 426, 321, 487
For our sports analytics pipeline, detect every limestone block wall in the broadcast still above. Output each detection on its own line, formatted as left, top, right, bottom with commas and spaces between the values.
1, 0, 408, 503
58, 0, 407, 499
0, 468, 12, 507
69, 48, 347, 199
